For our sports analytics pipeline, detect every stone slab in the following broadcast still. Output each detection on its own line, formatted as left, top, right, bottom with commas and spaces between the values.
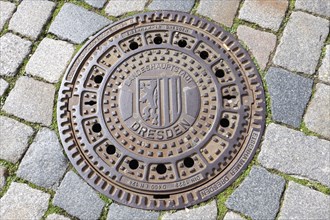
239, 0, 288, 31
265, 67, 313, 127
0, 166, 7, 190
148, 0, 195, 13
273, 11, 329, 74
49, 3, 111, 44
53, 171, 105, 220
237, 25, 276, 69
295, 0, 330, 17
0, 78, 9, 96
278, 182, 330, 219
0, 1, 16, 32
225, 166, 285, 220
9, 0, 55, 40
259, 123, 330, 187
319, 45, 330, 83
84, 0, 107, 9
0, 116, 34, 163
0, 33, 32, 76
304, 83, 330, 139
105, 0, 147, 17
197, 0, 240, 27
0, 182, 50, 219
223, 211, 245, 220
46, 213, 70, 220
107, 203, 159, 220
25, 38, 75, 83
3, 76, 55, 126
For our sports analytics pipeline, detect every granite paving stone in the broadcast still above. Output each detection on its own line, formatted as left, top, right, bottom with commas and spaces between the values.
53, 171, 105, 220
0, 116, 34, 163
237, 25, 276, 69
105, 0, 147, 17
8, 0, 55, 40
25, 38, 75, 83
304, 83, 330, 139
0, 1, 16, 32
46, 213, 70, 220
3, 76, 55, 126
225, 166, 285, 220
0, 33, 32, 76
265, 67, 313, 127
84, 0, 107, 9
107, 203, 159, 220
0, 166, 7, 190
223, 211, 245, 220
148, 0, 195, 13
319, 45, 330, 83
162, 200, 217, 220
17, 128, 68, 189
239, 0, 288, 31
0, 78, 9, 96
278, 182, 330, 220
0, 182, 50, 219
259, 123, 330, 187
49, 3, 111, 44
295, 0, 330, 18
197, 0, 240, 27
273, 11, 329, 74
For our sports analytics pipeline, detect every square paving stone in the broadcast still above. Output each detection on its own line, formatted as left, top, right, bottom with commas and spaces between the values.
273, 11, 329, 74
148, 0, 195, 13
2, 76, 55, 126
0, 78, 9, 96
304, 83, 330, 139
25, 38, 75, 83
17, 128, 68, 189
8, 0, 55, 40
162, 200, 217, 220
0, 166, 7, 190
105, 0, 147, 17
0, 116, 34, 163
237, 25, 276, 69
318, 45, 330, 83
49, 3, 111, 44
239, 0, 288, 31
0, 1, 16, 32
107, 203, 159, 220
197, 0, 240, 27
278, 182, 330, 220
46, 213, 70, 220
0, 182, 50, 219
53, 171, 105, 220
295, 0, 330, 18
223, 211, 245, 220
259, 123, 330, 187
0, 33, 32, 76
265, 67, 313, 128
84, 0, 107, 9
225, 166, 285, 220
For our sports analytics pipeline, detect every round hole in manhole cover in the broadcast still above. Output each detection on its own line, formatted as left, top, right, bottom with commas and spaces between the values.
57, 11, 266, 210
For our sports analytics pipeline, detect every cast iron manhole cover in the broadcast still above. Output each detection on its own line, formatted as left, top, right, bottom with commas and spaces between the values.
58, 11, 266, 210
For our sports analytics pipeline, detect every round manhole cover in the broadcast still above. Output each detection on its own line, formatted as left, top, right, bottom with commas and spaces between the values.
58, 11, 266, 210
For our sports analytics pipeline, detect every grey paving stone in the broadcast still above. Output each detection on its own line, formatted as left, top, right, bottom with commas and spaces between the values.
273, 11, 329, 74
3, 76, 55, 126
197, 0, 240, 27
84, 0, 107, 9
162, 200, 217, 220
26, 38, 75, 83
278, 182, 330, 220
304, 83, 330, 139
17, 128, 68, 189
0, 166, 7, 190
53, 171, 105, 220
107, 203, 159, 220
105, 0, 147, 17
148, 0, 195, 12
49, 3, 111, 44
8, 0, 55, 40
0, 33, 32, 76
265, 67, 313, 127
0, 182, 50, 219
259, 123, 330, 187
0, 78, 9, 96
0, 1, 16, 32
225, 166, 285, 220
319, 45, 330, 83
295, 0, 330, 18
239, 0, 288, 31
0, 116, 34, 163
237, 25, 276, 69
223, 211, 245, 220
46, 213, 70, 220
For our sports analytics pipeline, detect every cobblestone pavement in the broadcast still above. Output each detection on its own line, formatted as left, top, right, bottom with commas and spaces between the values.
0, 0, 329, 220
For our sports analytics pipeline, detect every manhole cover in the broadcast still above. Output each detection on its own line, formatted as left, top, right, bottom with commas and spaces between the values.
58, 11, 265, 210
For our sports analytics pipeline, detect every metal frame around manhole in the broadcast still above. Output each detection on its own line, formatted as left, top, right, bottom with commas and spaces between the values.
57, 11, 266, 210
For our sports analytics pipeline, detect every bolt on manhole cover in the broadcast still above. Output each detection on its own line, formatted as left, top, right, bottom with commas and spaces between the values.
58, 11, 266, 210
